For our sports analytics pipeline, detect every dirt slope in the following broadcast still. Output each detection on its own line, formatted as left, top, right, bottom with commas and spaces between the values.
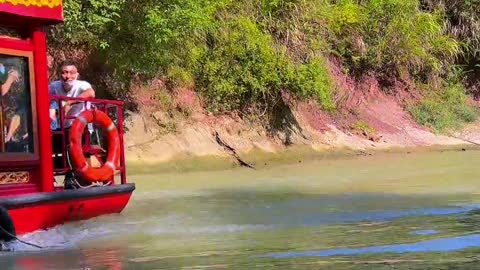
124, 61, 475, 165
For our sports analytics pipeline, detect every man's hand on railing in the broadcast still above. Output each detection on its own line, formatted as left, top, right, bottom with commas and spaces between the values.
61, 101, 71, 114
61, 100, 82, 114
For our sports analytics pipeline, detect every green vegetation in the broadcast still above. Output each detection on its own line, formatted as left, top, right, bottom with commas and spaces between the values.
408, 81, 477, 132
408, 68, 477, 132
323, 0, 460, 76
423, 0, 480, 78
353, 121, 375, 137
52, 0, 480, 131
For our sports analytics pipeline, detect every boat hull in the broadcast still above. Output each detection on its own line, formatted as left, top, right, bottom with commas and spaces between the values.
0, 184, 135, 235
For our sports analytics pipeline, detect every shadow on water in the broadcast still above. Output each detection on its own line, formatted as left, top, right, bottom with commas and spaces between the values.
260, 234, 480, 258
145, 190, 480, 228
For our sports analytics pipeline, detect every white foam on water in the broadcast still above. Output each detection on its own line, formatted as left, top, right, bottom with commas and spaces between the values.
132, 190, 214, 201
4, 216, 127, 253
148, 223, 272, 235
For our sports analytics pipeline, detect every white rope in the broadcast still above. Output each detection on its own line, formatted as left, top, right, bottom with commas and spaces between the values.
72, 178, 111, 189
66, 146, 111, 189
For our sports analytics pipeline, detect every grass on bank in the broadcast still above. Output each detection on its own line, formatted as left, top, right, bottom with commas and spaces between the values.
408, 79, 478, 132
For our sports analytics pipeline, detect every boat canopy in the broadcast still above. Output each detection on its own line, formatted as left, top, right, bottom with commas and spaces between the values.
0, 0, 63, 26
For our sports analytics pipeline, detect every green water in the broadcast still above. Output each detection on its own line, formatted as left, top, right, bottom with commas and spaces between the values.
3, 149, 480, 269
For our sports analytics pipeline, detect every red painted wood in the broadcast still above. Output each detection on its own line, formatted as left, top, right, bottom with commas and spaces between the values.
8, 192, 132, 235
0, 34, 43, 195
0, 184, 39, 196
31, 30, 54, 193
0, 37, 32, 51
0, 160, 40, 167
0, 3, 63, 22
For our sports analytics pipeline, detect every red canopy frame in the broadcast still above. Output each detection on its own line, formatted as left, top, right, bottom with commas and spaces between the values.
0, 1, 62, 195
0, 32, 53, 196
0, 0, 63, 25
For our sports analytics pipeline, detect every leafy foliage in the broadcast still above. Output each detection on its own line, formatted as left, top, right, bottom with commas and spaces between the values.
95, 0, 334, 111
322, 0, 460, 76
51, 0, 478, 130
423, 0, 480, 93
52, 0, 125, 46
423, 0, 480, 61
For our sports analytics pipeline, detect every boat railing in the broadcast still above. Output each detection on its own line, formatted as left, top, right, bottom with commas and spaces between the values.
50, 95, 127, 185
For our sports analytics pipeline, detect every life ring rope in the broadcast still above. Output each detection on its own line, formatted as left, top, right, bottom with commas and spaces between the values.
69, 110, 120, 182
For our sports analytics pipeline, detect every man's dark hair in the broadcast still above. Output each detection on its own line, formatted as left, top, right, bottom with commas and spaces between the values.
60, 59, 79, 69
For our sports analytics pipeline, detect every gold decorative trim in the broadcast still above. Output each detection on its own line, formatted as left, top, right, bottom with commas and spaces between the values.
0, 0, 61, 8
0, 171, 29, 184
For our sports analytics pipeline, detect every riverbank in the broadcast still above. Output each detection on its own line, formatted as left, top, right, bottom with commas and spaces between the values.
124, 107, 480, 176
123, 59, 480, 171
126, 143, 478, 175
124, 101, 480, 176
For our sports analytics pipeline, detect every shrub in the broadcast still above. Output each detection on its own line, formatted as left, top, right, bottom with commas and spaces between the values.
290, 58, 335, 111
322, 0, 460, 76
408, 81, 477, 131
51, 0, 125, 46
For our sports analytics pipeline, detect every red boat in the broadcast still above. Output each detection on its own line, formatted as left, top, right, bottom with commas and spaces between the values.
0, 1, 135, 241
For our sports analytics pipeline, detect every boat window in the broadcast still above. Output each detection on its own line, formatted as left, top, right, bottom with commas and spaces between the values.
0, 53, 35, 153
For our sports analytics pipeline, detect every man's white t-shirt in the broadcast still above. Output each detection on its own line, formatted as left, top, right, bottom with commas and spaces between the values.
49, 80, 93, 128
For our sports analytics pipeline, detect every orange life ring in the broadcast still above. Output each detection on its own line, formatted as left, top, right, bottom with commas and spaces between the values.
69, 110, 120, 182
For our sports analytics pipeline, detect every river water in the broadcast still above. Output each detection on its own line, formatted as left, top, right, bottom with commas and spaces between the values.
3, 149, 480, 269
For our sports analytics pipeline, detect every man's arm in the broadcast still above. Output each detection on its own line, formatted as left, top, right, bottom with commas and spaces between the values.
76, 81, 95, 99
66, 88, 94, 106
48, 82, 59, 108
77, 88, 95, 99
48, 82, 55, 97
66, 83, 95, 108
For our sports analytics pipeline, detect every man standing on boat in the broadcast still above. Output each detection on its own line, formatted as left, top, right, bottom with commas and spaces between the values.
49, 60, 95, 188
49, 60, 95, 127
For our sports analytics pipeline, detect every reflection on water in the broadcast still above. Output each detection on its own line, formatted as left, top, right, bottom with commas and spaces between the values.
1, 248, 125, 270
409, 229, 438, 235
3, 150, 480, 269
